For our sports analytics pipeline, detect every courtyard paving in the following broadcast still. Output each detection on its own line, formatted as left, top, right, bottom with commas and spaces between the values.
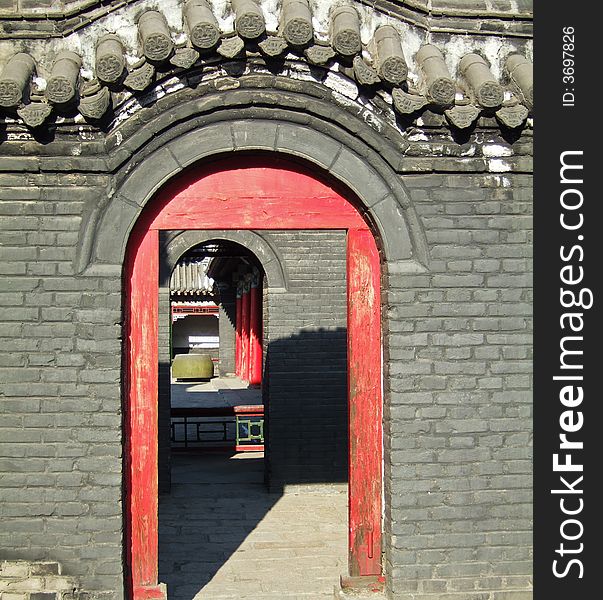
158, 453, 347, 600
170, 376, 263, 409
159, 376, 348, 599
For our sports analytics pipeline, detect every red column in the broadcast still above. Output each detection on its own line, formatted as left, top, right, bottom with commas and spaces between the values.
235, 282, 242, 377
347, 228, 382, 577
126, 227, 167, 599
240, 279, 251, 383
249, 271, 263, 386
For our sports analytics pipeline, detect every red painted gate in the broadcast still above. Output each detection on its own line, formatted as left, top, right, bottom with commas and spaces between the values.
124, 158, 382, 598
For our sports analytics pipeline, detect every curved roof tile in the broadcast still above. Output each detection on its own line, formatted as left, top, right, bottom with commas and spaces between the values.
0, 0, 533, 136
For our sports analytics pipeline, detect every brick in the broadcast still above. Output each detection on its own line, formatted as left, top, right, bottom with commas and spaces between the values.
431, 333, 484, 346
0, 110, 534, 600
432, 274, 485, 287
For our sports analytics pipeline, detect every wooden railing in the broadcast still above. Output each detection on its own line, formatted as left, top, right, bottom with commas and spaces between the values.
170, 405, 264, 452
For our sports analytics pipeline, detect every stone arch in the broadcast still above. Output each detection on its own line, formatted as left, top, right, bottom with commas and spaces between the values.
156, 229, 287, 494
124, 158, 385, 595
162, 229, 289, 292
81, 99, 429, 593
77, 94, 430, 275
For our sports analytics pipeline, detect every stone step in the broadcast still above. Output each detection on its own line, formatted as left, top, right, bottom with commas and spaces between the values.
0, 561, 78, 600
333, 574, 387, 600
334, 587, 387, 600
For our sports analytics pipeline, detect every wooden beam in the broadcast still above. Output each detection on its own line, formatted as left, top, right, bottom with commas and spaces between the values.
241, 283, 250, 382
125, 228, 160, 591
235, 289, 242, 377
147, 161, 367, 231
347, 227, 382, 577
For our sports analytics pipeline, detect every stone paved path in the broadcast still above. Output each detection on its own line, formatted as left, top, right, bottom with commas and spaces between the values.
158, 452, 348, 600
170, 376, 263, 409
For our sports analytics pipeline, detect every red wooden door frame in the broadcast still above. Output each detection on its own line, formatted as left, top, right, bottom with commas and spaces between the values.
124, 159, 382, 599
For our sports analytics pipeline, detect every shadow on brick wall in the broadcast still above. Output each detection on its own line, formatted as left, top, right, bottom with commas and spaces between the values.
264, 327, 348, 491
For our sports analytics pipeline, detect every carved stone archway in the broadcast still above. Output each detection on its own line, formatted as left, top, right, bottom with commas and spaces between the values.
76, 91, 429, 596
79, 111, 429, 275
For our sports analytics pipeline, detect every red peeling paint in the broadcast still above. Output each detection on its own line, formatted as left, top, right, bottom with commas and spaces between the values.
241, 288, 250, 382
125, 228, 159, 592
124, 159, 382, 598
347, 228, 382, 577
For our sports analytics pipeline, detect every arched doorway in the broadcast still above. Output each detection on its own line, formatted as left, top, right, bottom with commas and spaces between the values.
157, 235, 271, 495
124, 157, 382, 599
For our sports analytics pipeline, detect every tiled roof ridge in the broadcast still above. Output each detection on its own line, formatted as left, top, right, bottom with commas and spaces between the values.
0, 0, 533, 134
0, 1, 533, 36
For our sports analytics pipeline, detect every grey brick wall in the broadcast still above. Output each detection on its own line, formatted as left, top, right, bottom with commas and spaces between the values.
158, 283, 171, 495
0, 178, 123, 600
0, 166, 532, 599
384, 172, 533, 599
217, 288, 236, 377
261, 231, 348, 490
